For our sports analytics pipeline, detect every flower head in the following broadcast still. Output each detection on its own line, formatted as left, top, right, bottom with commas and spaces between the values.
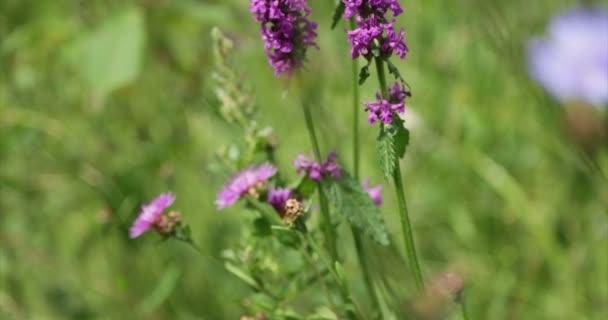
343, 0, 408, 60
216, 163, 278, 210
364, 81, 410, 124
130, 193, 176, 238
362, 179, 382, 206
267, 188, 293, 215
528, 7, 608, 108
250, 0, 318, 77
293, 151, 342, 181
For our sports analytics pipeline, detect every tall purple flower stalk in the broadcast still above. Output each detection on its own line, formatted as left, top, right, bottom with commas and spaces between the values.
343, 0, 408, 60
216, 163, 278, 209
364, 81, 410, 124
250, 0, 319, 77
527, 7, 608, 108
293, 151, 342, 181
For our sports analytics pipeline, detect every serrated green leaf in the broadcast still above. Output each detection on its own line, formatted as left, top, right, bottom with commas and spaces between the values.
67, 7, 145, 99
330, 2, 345, 30
391, 119, 410, 159
377, 129, 397, 181
321, 174, 390, 245
387, 59, 402, 80
358, 65, 370, 85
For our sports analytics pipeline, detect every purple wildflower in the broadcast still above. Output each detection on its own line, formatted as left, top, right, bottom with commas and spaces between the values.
129, 193, 175, 238
528, 7, 608, 108
362, 179, 382, 206
267, 188, 293, 215
293, 151, 342, 181
250, 0, 318, 77
343, 0, 408, 60
216, 163, 278, 210
364, 81, 410, 124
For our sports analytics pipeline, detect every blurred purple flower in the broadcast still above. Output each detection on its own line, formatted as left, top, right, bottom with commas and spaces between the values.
267, 188, 293, 215
364, 81, 410, 124
130, 193, 175, 238
293, 151, 342, 181
250, 0, 318, 77
216, 163, 277, 210
362, 179, 382, 206
528, 7, 608, 108
343, 0, 408, 60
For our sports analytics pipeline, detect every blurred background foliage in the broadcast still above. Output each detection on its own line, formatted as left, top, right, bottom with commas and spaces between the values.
1, 0, 607, 319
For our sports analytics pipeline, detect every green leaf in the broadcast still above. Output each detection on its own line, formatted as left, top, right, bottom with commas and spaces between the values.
287, 174, 317, 199
377, 129, 397, 181
390, 118, 410, 159
330, 2, 345, 30
252, 217, 272, 237
67, 7, 145, 99
321, 174, 390, 245
139, 264, 181, 313
224, 262, 260, 290
386, 59, 402, 81
358, 65, 370, 85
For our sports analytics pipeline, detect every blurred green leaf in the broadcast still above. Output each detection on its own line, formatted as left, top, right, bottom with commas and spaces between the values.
140, 264, 181, 313
322, 174, 390, 245
67, 7, 145, 99
330, 2, 345, 30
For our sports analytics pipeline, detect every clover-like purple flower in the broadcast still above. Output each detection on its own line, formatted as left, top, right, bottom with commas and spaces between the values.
216, 163, 278, 210
293, 151, 342, 181
362, 179, 382, 206
130, 193, 175, 238
364, 81, 410, 124
267, 188, 293, 215
343, 0, 408, 60
250, 0, 318, 77
528, 7, 608, 108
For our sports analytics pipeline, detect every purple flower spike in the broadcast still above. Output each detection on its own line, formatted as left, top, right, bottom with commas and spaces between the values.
250, 0, 318, 77
293, 152, 342, 181
362, 179, 383, 206
343, 0, 408, 61
364, 81, 409, 125
528, 7, 608, 108
267, 188, 293, 215
216, 163, 278, 210
130, 193, 175, 238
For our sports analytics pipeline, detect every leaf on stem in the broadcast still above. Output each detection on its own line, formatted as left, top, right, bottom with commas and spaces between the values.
377, 128, 397, 181
330, 1, 345, 30
321, 174, 390, 245
358, 65, 370, 85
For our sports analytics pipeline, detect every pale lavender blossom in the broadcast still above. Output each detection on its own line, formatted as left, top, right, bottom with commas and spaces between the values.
364, 81, 410, 124
528, 7, 608, 108
129, 193, 175, 238
362, 179, 382, 206
343, 0, 408, 60
293, 151, 342, 181
267, 188, 293, 215
250, 0, 318, 77
216, 163, 278, 210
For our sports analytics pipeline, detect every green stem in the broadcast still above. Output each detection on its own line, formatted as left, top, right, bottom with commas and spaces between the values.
301, 100, 339, 261
303, 231, 362, 320
374, 57, 425, 290
349, 17, 383, 320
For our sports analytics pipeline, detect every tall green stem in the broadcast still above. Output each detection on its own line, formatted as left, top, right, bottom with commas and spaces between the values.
303, 231, 361, 320
374, 57, 424, 290
301, 100, 338, 261
349, 17, 383, 320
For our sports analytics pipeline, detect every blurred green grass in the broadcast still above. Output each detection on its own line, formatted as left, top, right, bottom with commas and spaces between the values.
1, 0, 607, 319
